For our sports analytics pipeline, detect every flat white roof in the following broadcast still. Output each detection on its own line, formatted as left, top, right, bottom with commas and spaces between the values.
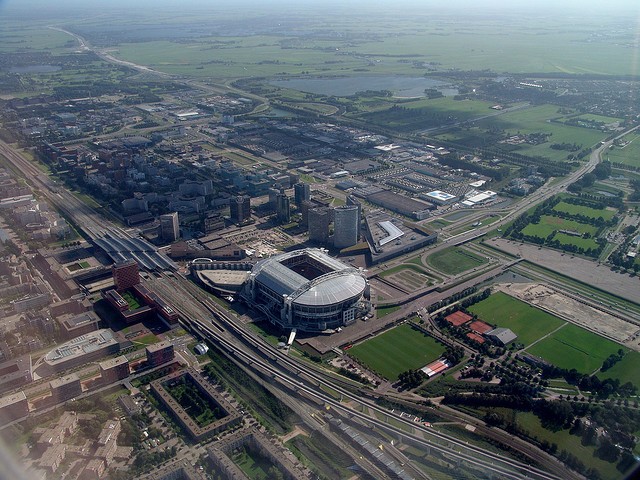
378, 221, 404, 246
469, 180, 486, 188
466, 190, 497, 204
426, 190, 456, 201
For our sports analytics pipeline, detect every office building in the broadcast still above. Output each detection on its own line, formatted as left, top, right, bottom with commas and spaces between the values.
50, 374, 82, 404
276, 192, 291, 224
299, 199, 313, 227
146, 341, 174, 367
112, 259, 139, 291
333, 204, 360, 249
99, 356, 130, 384
229, 195, 251, 224
308, 207, 332, 244
159, 212, 180, 242
293, 182, 310, 206
346, 195, 362, 228
0, 391, 29, 425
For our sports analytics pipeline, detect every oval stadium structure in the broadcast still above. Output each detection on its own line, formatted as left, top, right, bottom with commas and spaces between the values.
242, 248, 370, 332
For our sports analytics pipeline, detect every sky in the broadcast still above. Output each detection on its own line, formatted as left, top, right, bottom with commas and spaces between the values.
1, 0, 639, 14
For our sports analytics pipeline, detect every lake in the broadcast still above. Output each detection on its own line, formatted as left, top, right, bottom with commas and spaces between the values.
271, 75, 457, 98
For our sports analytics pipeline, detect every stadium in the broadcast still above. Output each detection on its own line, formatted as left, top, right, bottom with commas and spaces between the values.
242, 248, 370, 332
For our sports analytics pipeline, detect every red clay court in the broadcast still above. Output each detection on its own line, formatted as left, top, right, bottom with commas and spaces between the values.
444, 311, 472, 327
469, 320, 493, 334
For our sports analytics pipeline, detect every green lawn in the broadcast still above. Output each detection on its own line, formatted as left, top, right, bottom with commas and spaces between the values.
552, 201, 616, 221
521, 215, 599, 239
232, 449, 272, 480
598, 351, 640, 386
425, 246, 488, 275
349, 324, 447, 380
379, 263, 430, 278
527, 324, 626, 374
468, 292, 565, 346
376, 305, 400, 318
121, 290, 142, 310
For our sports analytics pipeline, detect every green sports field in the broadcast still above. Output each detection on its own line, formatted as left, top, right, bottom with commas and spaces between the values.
425, 246, 488, 276
468, 292, 564, 346
552, 201, 616, 221
523, 215, 599, 237
597, 350, 640, 386
348, 324, 447, 380
527, 324, 626, 374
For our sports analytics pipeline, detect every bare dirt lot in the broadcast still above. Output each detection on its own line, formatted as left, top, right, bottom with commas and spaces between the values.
488, 237, 640, 304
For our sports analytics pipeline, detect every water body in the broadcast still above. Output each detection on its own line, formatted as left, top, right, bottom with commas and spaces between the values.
9, 65, 61, 74
271, 75, 457, 98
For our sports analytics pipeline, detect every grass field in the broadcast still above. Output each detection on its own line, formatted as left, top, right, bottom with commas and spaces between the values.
376, 305, 400, 318
527, 324, 626, 373
521, 215, 599, 239
349, 324, 447, 380
598, 351, 640, 386
515, 411, 621, 480
425, 246, 488, 276
552, 201, 616, 221
468, 292, 565, 346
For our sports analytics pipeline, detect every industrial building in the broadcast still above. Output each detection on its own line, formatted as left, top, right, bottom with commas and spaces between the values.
242, 248, 370, 332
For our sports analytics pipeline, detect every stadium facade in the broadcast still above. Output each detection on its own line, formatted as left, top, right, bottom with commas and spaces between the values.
242, 248, 370, 332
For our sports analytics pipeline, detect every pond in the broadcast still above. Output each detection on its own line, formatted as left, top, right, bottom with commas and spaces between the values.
9, 65, 61, 74
271, 75, 457, 98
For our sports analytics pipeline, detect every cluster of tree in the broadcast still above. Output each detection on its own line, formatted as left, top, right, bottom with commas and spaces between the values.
608, 237, 640, 273
550, 142, 582, 152
601, 349, 625, 372
130, 446, 178, 475
337, 367, 371, 385
443, 346, 465, 365
630, 179, 640, 202
398, 369, 427, 389
540, 364, 637, 398
426, 286, 479, 313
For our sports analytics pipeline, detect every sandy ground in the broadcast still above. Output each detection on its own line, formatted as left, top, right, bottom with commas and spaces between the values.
497, 282, 640, 350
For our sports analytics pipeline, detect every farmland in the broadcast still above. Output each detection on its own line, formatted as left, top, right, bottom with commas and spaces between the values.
468, 292, 564, 346
527, 324, 627, 374
348, 324, 447, 380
